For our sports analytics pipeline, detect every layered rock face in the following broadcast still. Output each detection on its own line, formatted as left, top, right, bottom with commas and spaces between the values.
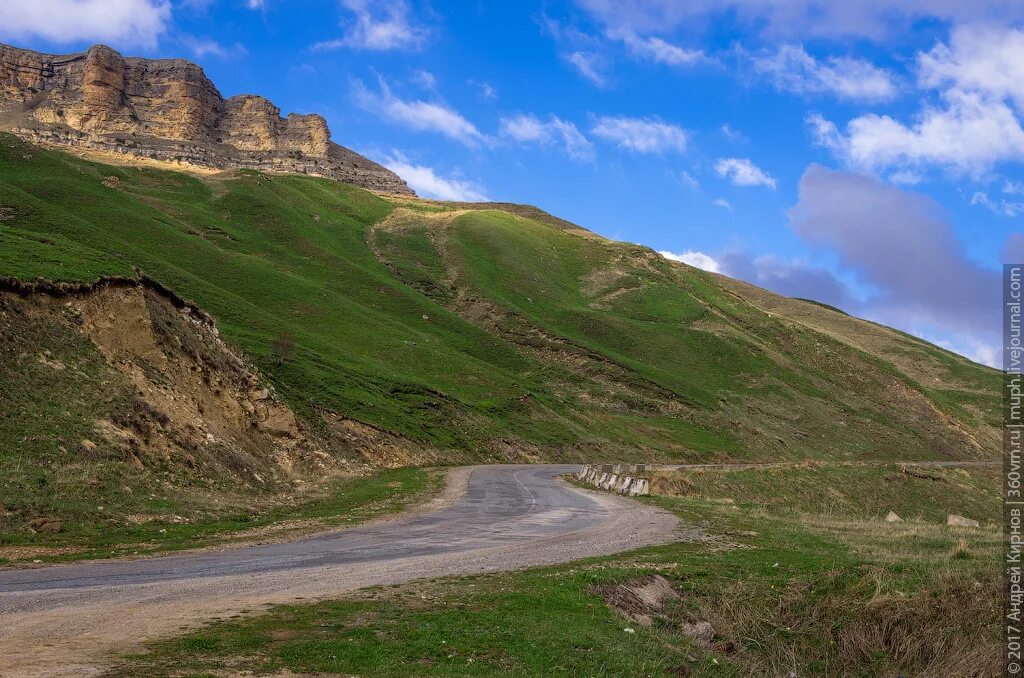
0, 43, 413, 194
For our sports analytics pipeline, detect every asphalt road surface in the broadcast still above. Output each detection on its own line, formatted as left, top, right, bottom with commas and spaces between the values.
0, 464, 678, 676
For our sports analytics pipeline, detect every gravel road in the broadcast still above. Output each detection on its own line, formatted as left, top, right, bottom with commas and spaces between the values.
0, 464, 679, 677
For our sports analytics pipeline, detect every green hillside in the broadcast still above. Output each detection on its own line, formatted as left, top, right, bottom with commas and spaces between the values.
0, 134, 999, 466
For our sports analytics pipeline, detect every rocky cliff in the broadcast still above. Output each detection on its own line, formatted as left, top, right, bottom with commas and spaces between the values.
0, 43, 413, 194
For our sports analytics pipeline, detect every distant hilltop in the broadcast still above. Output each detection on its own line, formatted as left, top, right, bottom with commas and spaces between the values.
0, 42, 413, 194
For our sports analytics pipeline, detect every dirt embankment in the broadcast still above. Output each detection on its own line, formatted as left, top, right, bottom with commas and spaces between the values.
4, 277, 320, 479
2, 277, 432, 548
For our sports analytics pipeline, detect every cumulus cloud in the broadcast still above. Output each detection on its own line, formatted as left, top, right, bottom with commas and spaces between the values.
383, 153, 488, 202
918, 24, 1024, 109
352, 77, 485, 146
0, 0, 170, 48
810, 26, 1024, 177
499, 114, 595, 161
574, 0, 1024, 41
749, 44, 898, 101
715, 157, 777, 189
809, 90, 1024, 176
591, 115, 687, 153
788, 164, 998, 350
659, 250, 722, 273
313, 0, 426, 52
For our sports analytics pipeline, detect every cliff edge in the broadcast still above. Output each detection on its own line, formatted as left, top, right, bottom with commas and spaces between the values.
0, 43, 413, 194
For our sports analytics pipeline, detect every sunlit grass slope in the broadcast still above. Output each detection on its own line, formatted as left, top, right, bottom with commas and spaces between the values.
0, 134, 999, 462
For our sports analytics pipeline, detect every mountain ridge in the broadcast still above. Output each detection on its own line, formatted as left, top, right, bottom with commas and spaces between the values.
0, 42, 413, 194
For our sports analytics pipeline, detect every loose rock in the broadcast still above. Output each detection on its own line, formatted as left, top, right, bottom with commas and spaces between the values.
947, 514, 979, 528
27, 518, 64, 533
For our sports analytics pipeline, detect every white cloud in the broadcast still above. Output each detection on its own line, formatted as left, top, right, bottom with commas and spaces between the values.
499, 113, 594, 161
659, 250, 721, 272
720, 124, 747, 142
574, 0, 1024, 41
383, 153, 488, 202
960, 340, 999, 368
0, 0, 170, 48
410, 69, 437, 90
179, 36, 247, 59
715, 157, 777, 189
611, 30, 707, 67
540, 12, 602, 47
918, 24, 1024, 110
805, 112, 843, 152
565, 51, 607, 86
810, 90, 1024, 175
679, 171, 700, 190
590, 115, 687, 153
499, 115, 548, 142
1005, 181, 1024, 195
750, 44, 898, 101
712, 198, 733, 210
245, 0, 264, 8
888, 170, 923, 185
810, 26, 1024, 176
970, 191, 1024, 218
469, 80, 498, 101
353, 77, 485, 146
313, 0, 426, 52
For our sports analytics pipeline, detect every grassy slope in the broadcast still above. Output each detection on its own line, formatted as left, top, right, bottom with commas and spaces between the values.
0, 135, 999, 462
0, 460, 439, 564
120, 464, 999, 677
378, 207, 998, 460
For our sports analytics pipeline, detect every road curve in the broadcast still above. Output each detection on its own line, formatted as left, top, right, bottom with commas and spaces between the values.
0, 465, 678, 677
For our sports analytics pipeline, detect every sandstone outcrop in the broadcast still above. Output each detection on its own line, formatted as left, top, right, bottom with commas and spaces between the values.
0, 42, 413, 194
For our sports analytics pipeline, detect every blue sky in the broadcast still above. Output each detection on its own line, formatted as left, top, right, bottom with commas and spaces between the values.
3, 1, 1023, 366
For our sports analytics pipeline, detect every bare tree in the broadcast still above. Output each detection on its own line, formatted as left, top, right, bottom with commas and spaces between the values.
270, 331, 295, 366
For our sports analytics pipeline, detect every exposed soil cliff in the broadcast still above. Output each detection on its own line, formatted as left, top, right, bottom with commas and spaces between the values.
0, 275, 459, 549
0, 43, 413, 194
1, 277, 325, 482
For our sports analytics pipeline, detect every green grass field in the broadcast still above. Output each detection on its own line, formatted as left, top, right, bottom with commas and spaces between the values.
0, 135, 999, 464
0, 466, 440, 565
